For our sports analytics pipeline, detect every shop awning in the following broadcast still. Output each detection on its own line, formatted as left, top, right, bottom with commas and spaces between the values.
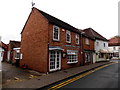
99, 49, 113, 53
49, 46, 63, 51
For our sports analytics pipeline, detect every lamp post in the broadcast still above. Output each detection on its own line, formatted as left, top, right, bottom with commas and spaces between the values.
80, 31, 85, 66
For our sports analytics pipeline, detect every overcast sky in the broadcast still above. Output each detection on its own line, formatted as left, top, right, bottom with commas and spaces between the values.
0, 0, 119, 44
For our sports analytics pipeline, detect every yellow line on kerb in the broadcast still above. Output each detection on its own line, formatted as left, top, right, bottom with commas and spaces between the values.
48, 62, 115, 90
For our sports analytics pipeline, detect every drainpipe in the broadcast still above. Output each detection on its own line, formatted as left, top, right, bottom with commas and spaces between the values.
80, 32, 85, 66
47, 23, 50, 74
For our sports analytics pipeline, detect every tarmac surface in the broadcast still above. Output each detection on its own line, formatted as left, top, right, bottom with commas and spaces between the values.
2, 60, 114, 89
44, 60, 118, 89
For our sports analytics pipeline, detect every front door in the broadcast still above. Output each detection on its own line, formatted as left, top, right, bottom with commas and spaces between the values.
49, 50, 61, 72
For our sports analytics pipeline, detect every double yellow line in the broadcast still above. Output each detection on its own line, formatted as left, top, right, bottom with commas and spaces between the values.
48, 62, 115, 90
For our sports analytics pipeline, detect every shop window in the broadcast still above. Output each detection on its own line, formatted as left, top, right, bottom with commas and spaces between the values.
85, 53, 91, 63
99, 53, 104, 58
67, 50, 78, 64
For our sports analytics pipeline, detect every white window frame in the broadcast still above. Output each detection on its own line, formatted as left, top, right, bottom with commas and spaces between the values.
49, 50, 61, 72
76, 34, 79, 44
96, 42, 99, 46
15, 52, 20, 59
66, 30, 71, 43
7, 51, 10, 61
53, 25, 60, 41
14, 50, 20, 59
85, 38, 89, 45
20, 53, 23, 59
67, 50, 78, 64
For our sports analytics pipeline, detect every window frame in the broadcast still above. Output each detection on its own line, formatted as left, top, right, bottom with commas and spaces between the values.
76, 34, 79, 44
104, 43, 106, 47
66, 30, 71, 43
53, 25, 60, 41
67, 50, 78, 64
85, 38, 89, 45
14, 49, 20, 59
96, 42, 99, 46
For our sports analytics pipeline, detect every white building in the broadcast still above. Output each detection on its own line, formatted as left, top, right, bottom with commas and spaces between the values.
95, 40, 112, 62
108, 36, 120, 59
0, 36, 2, 73
0, 36, 4, 62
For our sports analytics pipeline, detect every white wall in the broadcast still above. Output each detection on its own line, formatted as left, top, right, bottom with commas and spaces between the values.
0, 47, 4, 62
109, 46, 120, 59
108, 46, 119, 52
119, 47, 120, 58
95, 40, 108, 52
0, 36, 1, 61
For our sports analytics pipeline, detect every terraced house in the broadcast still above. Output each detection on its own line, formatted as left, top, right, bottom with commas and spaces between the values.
7, 40, 21, 65
20, 7, 84, 73
83, 28, 111, 63
109, 36, 120, 59
20, 7, 109, 73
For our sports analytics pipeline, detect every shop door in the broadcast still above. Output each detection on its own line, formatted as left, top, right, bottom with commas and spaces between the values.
49, 50, 61, 72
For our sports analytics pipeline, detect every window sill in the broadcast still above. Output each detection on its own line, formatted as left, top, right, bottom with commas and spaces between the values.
66, 42, 71, 44
86, 44, 90, 47
67, 61, 78, 64
53, 40, 60, 42
76, 43, 79, 45
15, 58, 20, 59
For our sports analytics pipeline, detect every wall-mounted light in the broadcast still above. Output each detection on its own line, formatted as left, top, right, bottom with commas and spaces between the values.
62, 29, 65, 32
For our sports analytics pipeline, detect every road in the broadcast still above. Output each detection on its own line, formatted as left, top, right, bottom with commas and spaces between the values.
43, 60, 119, 89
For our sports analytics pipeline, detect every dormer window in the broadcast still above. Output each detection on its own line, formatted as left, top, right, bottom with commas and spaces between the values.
53, 25, 60, 41
76, 34, 79, 44
66, 30, 71, 43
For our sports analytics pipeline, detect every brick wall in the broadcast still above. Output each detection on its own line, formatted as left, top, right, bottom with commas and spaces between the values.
82, 37, 94, 50
48, 24, 81, 70
20, 8, 49, 73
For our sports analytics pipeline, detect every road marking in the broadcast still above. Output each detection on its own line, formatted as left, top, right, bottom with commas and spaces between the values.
48, 62, 115, 90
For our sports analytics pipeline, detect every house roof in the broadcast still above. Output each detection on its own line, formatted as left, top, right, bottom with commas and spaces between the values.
0, 41, 8, 50
108, 36, 120, 46
9, 40, 21, 49
83, 28, 108, 41
21, 7, 82, 34
37, 8, 80, 33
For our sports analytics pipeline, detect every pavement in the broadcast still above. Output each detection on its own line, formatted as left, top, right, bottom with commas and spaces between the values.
2, 60, 113, 89
2, 62, 44, 87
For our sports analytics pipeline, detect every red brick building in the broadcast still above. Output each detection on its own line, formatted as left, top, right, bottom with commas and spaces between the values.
20, 7, 97, 73
80, 30, 95, 65
20, 7, 84, 73
7, 40, 21, 65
